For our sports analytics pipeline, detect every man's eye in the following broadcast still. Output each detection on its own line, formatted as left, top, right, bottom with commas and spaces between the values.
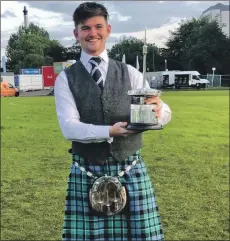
96, 25, 103, 29
82, 27, 90, 31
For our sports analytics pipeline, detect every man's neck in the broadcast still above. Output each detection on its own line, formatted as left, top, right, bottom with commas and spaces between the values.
81, 49, 106, 57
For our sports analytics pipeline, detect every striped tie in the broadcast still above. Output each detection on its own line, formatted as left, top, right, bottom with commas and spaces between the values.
89, 57, 103, 91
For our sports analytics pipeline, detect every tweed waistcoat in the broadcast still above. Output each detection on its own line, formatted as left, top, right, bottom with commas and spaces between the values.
64, 59, 142, 164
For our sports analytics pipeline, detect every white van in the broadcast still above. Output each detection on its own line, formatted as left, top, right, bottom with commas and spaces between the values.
148, 70, 210, 89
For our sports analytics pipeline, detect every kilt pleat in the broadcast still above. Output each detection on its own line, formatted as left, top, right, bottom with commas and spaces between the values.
62, 151, 164, 241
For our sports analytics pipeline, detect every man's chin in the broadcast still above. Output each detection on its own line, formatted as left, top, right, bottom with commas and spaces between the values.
86, 46, 104, 54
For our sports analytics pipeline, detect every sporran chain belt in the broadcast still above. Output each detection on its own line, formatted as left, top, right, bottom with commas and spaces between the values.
73, 156, 139, 216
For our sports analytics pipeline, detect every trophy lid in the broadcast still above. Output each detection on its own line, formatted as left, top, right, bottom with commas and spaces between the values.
127, 88, 161, 96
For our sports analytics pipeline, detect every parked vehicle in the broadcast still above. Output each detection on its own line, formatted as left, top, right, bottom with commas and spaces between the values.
1, 82, 19, 97
149, 71, 210, 89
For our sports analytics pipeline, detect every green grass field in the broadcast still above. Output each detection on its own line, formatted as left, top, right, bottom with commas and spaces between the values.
1, 90, 229, 240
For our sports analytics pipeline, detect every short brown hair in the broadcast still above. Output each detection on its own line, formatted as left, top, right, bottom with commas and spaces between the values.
73, 2, 109, 27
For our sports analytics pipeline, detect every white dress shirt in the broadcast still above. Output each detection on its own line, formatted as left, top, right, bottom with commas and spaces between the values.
54, 49, 172, 143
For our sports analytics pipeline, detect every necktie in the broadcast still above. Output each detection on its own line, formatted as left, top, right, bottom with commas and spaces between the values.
89, 57, 104, 91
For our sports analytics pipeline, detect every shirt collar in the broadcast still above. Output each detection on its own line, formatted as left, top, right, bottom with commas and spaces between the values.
80, 49, 109, 66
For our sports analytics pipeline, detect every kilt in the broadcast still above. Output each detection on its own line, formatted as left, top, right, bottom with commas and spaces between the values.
62, 150, 164, 241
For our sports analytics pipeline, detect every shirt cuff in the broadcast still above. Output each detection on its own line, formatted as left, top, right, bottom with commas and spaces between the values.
158, 101, 172, 126
93, 125, 113, 143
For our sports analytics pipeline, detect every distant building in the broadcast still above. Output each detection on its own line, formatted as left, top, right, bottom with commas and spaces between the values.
202, 3, 229, 37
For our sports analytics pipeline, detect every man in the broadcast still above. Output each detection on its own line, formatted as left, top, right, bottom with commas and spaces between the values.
55, 2, 171, 241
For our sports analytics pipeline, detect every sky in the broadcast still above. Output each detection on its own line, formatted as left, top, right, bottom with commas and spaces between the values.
1, 1, 229, 61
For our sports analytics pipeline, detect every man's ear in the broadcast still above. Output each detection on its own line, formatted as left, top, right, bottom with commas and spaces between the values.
73, 29, 78, 40
107, 24, 111, 36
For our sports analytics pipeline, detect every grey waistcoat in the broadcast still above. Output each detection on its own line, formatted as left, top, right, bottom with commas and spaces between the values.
64, 59, 142, 165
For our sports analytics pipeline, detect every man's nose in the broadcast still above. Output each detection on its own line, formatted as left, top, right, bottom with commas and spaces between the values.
88, 27, 98, 36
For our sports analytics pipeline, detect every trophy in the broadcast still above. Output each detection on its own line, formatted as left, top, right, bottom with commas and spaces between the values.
126, 29, 163, 131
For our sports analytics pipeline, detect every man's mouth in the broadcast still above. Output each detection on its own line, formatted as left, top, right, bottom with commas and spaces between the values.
87, 38, 101, 42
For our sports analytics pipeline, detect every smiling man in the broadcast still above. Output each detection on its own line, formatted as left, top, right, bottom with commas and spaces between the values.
73, 14, 111, 56
54, 2, 171, 241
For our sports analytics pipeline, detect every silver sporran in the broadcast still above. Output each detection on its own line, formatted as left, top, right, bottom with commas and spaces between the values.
89, 176, 127, 216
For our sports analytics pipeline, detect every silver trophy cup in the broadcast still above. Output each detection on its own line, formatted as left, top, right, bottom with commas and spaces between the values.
126, 29, 163, 131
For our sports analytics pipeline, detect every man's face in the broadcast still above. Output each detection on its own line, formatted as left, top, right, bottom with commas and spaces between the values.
73, 16, 111, 56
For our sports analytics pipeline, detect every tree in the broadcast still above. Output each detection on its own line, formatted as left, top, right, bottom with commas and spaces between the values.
162, 16, 230, 74
109, 37, 164, 72
6, 23, 66, 73
44, 40, 66, 62
64, 42, 82, 61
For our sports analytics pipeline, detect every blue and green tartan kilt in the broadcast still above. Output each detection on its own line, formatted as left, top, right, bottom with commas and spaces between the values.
62, 150, 164, 241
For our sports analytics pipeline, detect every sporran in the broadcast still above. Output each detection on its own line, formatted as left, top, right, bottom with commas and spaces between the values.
73, 156, 138, 216
89, 175, 127, 216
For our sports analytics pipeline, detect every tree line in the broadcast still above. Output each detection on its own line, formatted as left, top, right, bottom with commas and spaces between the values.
5, 16, 230, 75
5, 23, 82, 74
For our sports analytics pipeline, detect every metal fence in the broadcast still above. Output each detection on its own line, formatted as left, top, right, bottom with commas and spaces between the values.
200, 74, 230, 87
146, 72, 230, 89
220, 75, 230, 87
